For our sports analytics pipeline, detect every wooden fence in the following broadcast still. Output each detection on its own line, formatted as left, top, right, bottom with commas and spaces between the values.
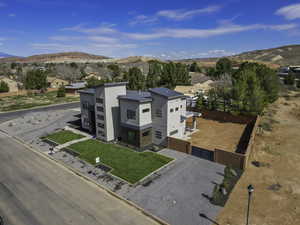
167, 137, 191, 154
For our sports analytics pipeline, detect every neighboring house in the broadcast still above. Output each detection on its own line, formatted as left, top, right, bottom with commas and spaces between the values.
79, 82, 194, 149
47, 77, 69, 88
83, 73, 102, 81
65, 82, 87, 94
0, 77, 19, 92
278, 66, 300, 80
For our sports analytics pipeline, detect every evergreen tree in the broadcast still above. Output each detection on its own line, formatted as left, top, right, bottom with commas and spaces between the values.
190, 62, 201, 72
56, 85, 66, 97
127, 67, 145, 90
24, 70, 47, 90
146, 61, 162, 88
0, 80, 9, 93
216, 58, 232, 77
284, 71, 296, 85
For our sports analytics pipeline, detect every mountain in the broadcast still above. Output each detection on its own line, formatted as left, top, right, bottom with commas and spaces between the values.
0, 52, 109, 63
180, 44, 300, 68
0, 52, 15, 58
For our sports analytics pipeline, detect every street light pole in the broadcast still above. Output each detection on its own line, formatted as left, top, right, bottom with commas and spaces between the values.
246, 184, 254, 225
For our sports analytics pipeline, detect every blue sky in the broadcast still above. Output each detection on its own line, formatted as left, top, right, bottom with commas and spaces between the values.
0, 0, 300, 59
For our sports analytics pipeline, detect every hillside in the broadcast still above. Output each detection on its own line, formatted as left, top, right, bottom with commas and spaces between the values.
180, 44, 300, 67
0, 52, 109, 63
0, 52, 15, 58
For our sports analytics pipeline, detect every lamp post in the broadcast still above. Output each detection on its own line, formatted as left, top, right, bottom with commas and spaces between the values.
246, 184, 254, 225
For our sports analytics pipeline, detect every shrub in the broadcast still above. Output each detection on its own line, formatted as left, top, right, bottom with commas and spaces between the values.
0, 80, 9, 93
57, 85, 66, 98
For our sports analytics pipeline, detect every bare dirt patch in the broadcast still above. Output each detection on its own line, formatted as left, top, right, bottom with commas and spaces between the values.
190, 118, 246, 152
216, 92, 300, 225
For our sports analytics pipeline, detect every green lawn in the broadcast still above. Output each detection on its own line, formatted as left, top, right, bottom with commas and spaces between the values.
0, 91, 79, 112
68, 139, 173, 184
44, 130, 85, 144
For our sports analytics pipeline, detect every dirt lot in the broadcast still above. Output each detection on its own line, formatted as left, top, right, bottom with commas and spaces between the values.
190, 117, 247, 152
217, 91, 300, 225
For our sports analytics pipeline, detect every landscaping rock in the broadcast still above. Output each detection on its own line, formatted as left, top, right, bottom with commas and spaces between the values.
230, 168, 238, 177
268, 183, 282, 191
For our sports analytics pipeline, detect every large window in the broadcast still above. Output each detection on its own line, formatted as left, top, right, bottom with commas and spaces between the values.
82, 102, 89, 109
155, 131, 162, 139
127, 109, 136, 120
142, 108, 150, 113
170, 108, 174, 113
142, 131, 150, 137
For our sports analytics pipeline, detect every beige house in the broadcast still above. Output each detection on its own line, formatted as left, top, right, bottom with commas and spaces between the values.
47, 77, 69, 88
0, 77, 19, 92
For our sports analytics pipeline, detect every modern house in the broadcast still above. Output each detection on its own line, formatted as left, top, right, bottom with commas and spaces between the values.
79, 82, 195, 149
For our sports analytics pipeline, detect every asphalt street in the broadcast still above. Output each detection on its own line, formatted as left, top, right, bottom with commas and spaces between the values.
0, 102, 80, 124
0, 132, 160, 225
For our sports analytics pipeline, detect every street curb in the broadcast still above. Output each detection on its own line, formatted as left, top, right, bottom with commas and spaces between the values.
0, 101, 80, 114
5, 133, 170, 225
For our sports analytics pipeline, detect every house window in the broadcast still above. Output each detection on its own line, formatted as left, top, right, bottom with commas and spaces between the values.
156, 109, 162, 117
170, 108, 174, 113
180, 105, 183, 108
142, 108, 150, 113
175, 107, 179, 111
142, 131, 150, 137
97, 123, 105, 129
155, 131, 162, 139
96, 98, 103, 104
97, 106, 104, 112
127, 110, 136, 120
169, 130, 178, 136
97, 114, 104, 120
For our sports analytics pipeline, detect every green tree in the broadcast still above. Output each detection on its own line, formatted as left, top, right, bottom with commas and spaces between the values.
107, 64, 121, 80
127, 67, 145, 90
86, 77, 111, 88
56, 85, 66, 97
70, 62, 78, 69
216, 58, 232, 77
190, 62, 201, 72
146, 61, 162, 88
0, 80, 9, 93
24, 70, 48, 90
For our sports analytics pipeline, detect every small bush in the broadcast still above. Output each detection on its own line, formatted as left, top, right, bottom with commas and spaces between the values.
57, 85, 66, 98
259, 121, 272, 131
0, 80, 9, 93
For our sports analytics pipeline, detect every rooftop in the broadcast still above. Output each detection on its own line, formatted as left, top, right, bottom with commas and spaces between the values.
94, 82, 128, 88
149, 87, 185, 99
65, 82, 86, 89
118, 90, 152, 103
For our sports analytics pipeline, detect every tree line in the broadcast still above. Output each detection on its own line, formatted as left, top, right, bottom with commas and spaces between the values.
196, 59, 280, 115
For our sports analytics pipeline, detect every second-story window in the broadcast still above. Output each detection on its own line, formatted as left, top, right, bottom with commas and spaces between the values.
127, 110, 136, 120
142, 108, 150, 113
170, 108, 174, 113
97, 123, 105, 129
175, 107, 179, 111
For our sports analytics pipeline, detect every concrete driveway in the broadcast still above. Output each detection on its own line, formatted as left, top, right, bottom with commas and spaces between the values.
125, 149, 225, 225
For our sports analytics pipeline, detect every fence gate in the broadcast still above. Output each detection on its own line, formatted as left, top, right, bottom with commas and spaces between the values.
191, 146, 214, 161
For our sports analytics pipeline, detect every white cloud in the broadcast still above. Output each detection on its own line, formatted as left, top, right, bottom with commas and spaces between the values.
157, 5, 222, 20
49, 36, 83, 41
276, 3, 300, 20
62, 23, 117, 34
129, 5, 222, 25
0, 43, 3, 46
125, 23, 298, 40
8, 13, 16, 17
87, 36, 119, 43
129, 15, 158, 26
0, 2, 6, 7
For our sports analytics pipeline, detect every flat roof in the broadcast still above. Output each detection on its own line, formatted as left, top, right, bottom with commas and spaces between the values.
118, 90, 152, 103
149, 87, 185, 100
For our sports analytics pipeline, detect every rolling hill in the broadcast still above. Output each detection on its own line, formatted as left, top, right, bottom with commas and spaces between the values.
0, 52, 15, 58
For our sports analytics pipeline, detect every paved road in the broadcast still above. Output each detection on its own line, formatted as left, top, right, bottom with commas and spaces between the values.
0, 102, 80, 124
0, 132, 160, 225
